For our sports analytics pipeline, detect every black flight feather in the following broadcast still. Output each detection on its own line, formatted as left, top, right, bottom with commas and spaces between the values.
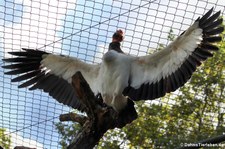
12, 70, 41, 82
201, 43, 219, 51
205, 36, 222, 43
199, 7, 213, 25
4, 64, 40, 75
204, 18, 223, 31
18, 72, 45, 88
205, 27, 224, 36
2, 57, 41, 63
2, 62, 39, 69
147, 83, 154, 99
200, 10, 221, 27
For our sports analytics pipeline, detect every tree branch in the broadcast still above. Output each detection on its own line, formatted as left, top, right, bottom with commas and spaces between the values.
59, 113, 88, 126
64, 72, 137, 149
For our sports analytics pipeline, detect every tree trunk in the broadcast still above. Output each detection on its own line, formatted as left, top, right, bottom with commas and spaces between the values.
60, 72, 137, 149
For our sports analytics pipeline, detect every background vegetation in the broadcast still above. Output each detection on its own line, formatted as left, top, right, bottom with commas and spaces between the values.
0, 128, 11, 149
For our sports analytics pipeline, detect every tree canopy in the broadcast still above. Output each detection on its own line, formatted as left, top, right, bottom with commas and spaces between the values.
0, 128, 11, 149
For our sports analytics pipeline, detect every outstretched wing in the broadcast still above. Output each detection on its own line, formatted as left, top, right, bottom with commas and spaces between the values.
2, 49, 100, 111
123, 8, 224, 101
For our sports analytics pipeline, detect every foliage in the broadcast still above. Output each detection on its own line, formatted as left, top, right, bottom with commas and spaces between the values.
55, 29, 225, 148
0, 128, 11, 149
156, 28, 175, 51
55, 122, 81, 149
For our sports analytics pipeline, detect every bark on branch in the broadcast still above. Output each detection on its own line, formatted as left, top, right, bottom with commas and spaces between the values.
60, 72, 137, 149
59, 113, 88, 126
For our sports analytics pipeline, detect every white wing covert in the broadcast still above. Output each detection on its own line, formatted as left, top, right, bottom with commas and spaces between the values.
3, 49, 100, 111
123, 8, 224, 101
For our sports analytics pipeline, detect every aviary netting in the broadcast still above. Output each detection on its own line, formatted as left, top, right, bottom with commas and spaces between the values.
0, 0, 225, 148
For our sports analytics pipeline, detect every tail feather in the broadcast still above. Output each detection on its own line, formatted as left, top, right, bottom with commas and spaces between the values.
117, 98, 137, 128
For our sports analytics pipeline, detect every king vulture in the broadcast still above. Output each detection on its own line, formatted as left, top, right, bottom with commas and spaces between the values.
2, 8, 224, 117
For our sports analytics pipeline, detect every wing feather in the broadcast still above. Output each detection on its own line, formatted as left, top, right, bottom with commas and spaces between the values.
2, 49, 100, 111
147, 83, 154, 99
11, 70, 41, 82
123, 8, 224, 101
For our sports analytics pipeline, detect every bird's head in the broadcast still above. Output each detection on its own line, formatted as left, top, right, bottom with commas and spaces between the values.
109, 29, 124, 53
112, 29, 124, 42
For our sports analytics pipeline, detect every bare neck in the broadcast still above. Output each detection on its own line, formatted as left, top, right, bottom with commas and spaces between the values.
108, 42, 124, 53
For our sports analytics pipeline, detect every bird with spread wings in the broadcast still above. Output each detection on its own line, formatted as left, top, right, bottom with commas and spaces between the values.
2, 8, 224, 120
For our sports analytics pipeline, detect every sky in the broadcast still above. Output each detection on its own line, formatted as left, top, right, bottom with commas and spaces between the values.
0, 0, 224, 148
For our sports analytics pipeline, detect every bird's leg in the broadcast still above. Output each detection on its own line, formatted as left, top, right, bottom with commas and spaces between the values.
96, 94, 116, 118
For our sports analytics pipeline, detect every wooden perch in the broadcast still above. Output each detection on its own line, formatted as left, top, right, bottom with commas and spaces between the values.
59, 113, 88, 126
59, 72, 137, 149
